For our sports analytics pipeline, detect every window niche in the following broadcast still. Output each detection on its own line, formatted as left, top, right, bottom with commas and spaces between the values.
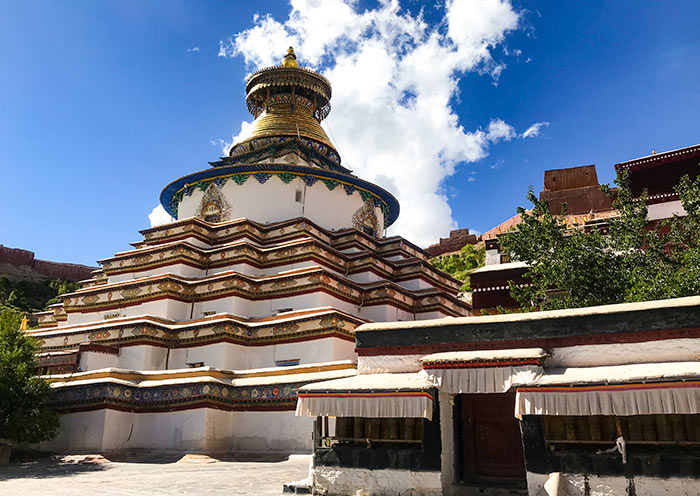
352, 201, 380, 238
196, 183, 231, 223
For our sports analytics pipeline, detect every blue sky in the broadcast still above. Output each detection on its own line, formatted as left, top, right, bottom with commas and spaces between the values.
1, 1, 699, 267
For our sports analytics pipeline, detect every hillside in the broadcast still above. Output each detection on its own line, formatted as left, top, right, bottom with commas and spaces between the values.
0, 245, 93, 331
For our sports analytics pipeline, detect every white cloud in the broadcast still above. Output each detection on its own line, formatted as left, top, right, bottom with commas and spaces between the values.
187, 46, 200, 52
521, 121, 549, 139
220, 0, 527, 247
485, 119, 516, 142
149, 205, 173, 227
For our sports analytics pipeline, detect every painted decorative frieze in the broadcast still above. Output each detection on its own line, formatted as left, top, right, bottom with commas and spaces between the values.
49, 379, 307, 413
30, 311, 361, 351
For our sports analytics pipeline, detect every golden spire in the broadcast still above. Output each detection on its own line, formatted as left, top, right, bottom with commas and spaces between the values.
229, 47, 343, 170
282, 47, 298, 68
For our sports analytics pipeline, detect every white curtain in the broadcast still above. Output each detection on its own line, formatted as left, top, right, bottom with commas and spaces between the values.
420, 365, 542, 394
296, 392, 433, 420
515, 384, 700, 419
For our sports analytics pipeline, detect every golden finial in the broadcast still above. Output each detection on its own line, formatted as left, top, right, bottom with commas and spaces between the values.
282, 47, 298, 68
20, 315, 28, 331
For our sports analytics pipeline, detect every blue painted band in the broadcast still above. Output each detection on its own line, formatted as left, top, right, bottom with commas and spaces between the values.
159, 164, 400, 227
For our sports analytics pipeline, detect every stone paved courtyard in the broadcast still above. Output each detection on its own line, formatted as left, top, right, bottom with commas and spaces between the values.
0, 452, 311, 495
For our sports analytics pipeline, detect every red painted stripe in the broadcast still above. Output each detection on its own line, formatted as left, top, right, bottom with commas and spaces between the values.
298, 391, 433, 400
517, 380, 700, 393
423, 359, 542, 369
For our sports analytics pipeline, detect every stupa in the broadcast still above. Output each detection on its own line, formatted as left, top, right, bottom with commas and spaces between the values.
30, 48, 470, 453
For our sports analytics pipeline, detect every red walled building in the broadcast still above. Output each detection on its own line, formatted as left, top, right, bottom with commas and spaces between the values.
470, 143, 699, 313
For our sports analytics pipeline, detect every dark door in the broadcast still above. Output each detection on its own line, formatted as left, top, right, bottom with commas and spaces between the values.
460, 393, 525, 479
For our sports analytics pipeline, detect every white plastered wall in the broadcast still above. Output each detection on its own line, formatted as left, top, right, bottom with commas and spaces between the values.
360, 304, 415, 322
647, 199, 686, 221
439, 391, 458, 495
166, 336, 356, 370
227, 410, 313, 452
65, 299, 190, 326
393, 278, 435, 291
39, 408, 313, 453
527, 472, 700, 496
548, 338, 700, 368
109, 264, 203, 282
195, 293, 354, 319
116, 345, 168, 370
358, 354, 424, 374
313, 466, 442, 496
38, 410, 108, 452
176, 175, 384, 234
79, 351, 118, 371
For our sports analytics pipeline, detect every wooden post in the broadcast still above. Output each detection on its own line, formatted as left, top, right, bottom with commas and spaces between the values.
314, 416, 322, 448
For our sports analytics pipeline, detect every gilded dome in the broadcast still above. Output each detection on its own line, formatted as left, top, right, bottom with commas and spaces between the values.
225, 48, 342, 171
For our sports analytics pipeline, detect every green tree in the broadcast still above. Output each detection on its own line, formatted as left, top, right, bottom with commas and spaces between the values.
0, 310, 59, 461
430, 243, 486, 291
0, 305, 23, 336
500, 169, 700, 310
0, 277, 78, 312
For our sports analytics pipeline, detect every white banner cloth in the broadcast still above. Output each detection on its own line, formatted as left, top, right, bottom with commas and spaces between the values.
421, 365, 543, 394
295, 373, 434, 420
419, 348, 547, 394
515, 383, 700, 419
515, 362, 700, 418
296, 393, 433, 420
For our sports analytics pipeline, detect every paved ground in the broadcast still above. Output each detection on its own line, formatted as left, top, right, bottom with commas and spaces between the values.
0, 452, 312, 495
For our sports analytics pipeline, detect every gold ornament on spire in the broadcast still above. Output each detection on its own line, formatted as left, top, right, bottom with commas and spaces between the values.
230, 46, 342, 169
282, 47, 298, 68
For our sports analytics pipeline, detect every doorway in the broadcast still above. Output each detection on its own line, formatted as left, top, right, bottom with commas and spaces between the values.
458, 392, 526, 481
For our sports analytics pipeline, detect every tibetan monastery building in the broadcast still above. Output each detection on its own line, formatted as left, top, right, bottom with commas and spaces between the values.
297, 295, 700, 496
472, 143, 700, 314
29, 48, 469, 453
